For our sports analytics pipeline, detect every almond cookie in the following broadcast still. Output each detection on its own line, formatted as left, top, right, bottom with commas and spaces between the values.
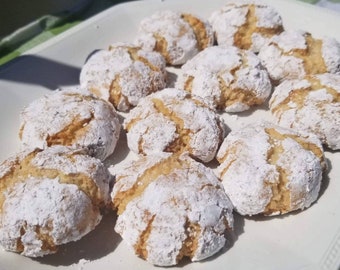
111, 152, 234, 266
124, 88, 226, 163
80, 43, 167, 111
269, 73, 340, 150
0, 146, 111, 257
19, 87, 121, 161
135, 10, 214, 65
176, 45, 272, 112
209, 1, 284, 53
258, 30, 340, 84
216, 121, 326, 216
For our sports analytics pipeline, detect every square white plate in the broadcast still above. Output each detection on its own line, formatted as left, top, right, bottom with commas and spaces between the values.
0, 0, 339, 269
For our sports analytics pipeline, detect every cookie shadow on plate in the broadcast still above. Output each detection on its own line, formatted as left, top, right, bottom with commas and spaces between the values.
0, 55, 81, 89
33, 211, 121, 266
318, 156, 331, 199
104, 128, 130, 168
231, 99, 271, 119
165, 68, 179, 88
222, 212, 245, 252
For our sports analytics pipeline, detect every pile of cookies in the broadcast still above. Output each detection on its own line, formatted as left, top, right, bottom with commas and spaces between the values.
0, 0, 339, 267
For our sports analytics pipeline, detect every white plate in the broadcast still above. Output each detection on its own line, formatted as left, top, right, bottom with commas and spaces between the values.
0, 0, 340, 269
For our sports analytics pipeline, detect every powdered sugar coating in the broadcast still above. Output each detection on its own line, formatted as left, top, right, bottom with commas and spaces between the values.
31, 146, 111, 204
80, 44, 167, 111
0, 150, 30, 179
176, 45, 272, 112
209, 1, 283, 52
321, 37, 340, 74
135, 10, 214, 65
19, 87, 121, 161
0, 146, 111, 257
124, 88, 226, 163
258, 30, 340, 83
216, 121, 325, 216
111, 153, 234, 266
269, 73, 340, 150
0, 178, 100, 257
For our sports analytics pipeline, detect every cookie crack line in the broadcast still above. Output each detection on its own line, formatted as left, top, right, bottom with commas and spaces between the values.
181, 14, 209, 51
0, 151, 105, 211
16, 222, 27, 253
112, 154, 185, 214
270, 33, 327, 76
264, 128, 291, 215
271, 76, 340, 119
308, 76, 340, 103
108, 74, 123, 109
176, 218, 201, 262
35, 225, 57, 253
233, 4, 257, 50
263, 127, 325, 214
46, 113, 94, 147
151, 98, 192, 154
124, 46, 161, 72
217, 72, 262, 110
153, 33, 171, 64
217, 149, 238, 178
134, 212, 156, 259
183, 75, 194, 93
233, 4, 283, 50
270, 87, 311, 114
303, 35, 327, 75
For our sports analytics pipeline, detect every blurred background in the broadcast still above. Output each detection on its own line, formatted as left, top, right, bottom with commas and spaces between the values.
0, 0, 339, 65
0, 0, 129, 65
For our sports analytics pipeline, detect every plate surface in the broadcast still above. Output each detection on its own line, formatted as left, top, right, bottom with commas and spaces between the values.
0, 0, 340, 269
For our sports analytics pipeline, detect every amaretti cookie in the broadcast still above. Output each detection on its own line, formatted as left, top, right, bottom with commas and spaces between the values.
176, 45, 272, 112
111, 152, 234, 266
19, 87, 121, 161
0, 146, 111, 257
216, 121, 326, 216
124, 88, 226, 163
135, 10, 214, 65
258, 30, 340, 83
80, 43, 167, 111
209, 1, 284, 53
269, 73, 340, 150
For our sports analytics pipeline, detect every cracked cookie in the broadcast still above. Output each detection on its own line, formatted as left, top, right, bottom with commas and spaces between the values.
123, 88, 226, 163
135, 10, 214, 65
216, 121, 326, 216
258, 30, 340, 84
176, 45, 272, 112
269, 73, 340, 150
19, 87, 121, 161
0, 146, 111, 257
209, 1, 284, 53
80, 43, 167, 111
111, 152, 234, 266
